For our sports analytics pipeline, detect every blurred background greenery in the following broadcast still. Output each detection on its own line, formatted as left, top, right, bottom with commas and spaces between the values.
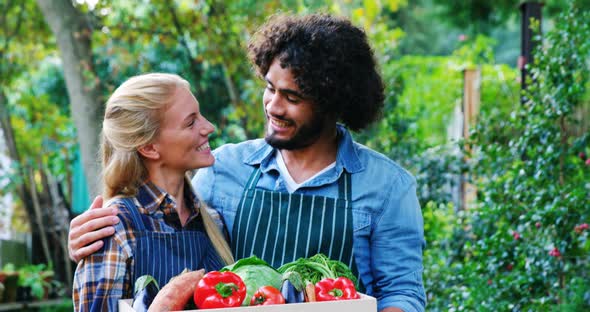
0, 0, 588, 310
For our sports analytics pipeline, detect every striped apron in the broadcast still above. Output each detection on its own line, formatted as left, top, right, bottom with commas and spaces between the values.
231, 168, 360, 280
121, 198, 224, 288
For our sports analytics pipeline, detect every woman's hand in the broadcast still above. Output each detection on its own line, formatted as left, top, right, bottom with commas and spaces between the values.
68, 196, 120, 262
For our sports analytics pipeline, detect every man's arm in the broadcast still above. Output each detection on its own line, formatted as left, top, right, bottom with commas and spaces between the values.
73, 201, 130, 311
372, 181, 426, 312
192, 166, 217, 208
68, 196, 119, 262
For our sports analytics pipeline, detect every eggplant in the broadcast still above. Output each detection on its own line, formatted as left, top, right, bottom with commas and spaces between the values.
281, 279, 305, 303
132, 275, 160, 312
280, 272, 305, 304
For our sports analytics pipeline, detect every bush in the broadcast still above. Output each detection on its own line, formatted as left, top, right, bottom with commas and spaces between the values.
424, 5, 590, 311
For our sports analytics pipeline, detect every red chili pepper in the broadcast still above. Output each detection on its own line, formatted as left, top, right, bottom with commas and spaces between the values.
193, 271, 247, 309
250, 285, 286, 306
314, 277, 360, 301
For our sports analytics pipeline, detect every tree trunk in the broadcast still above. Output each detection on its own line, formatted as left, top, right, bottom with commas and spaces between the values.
36, 0, 103, 196
29, 168, 51, 266
0, 89, 36, 231
164, 0, 206, 97
0, 91, 20, 164
47, 171, 73, 291
221, 63, 239, 107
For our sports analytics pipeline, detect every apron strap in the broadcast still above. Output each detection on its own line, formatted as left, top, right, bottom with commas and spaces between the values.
337, 171, 351, 201
121, 197, 148, 231
245, 167, 263, 190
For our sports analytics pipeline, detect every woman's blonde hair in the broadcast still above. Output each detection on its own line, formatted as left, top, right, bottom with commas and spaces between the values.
101, 73, 234, 265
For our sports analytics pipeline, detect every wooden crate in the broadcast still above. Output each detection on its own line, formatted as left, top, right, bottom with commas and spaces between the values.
119, 293, 377, 312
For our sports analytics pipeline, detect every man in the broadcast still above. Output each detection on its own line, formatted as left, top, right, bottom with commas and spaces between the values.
68, 13, 426, 312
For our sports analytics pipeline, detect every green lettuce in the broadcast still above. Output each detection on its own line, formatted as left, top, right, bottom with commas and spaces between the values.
221, 256, 282, 306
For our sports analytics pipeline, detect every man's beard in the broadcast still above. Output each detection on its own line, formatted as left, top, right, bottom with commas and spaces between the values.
265, 112, 326, 150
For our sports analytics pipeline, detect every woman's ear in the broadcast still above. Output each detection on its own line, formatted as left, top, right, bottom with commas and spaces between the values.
138, 143, 160, 160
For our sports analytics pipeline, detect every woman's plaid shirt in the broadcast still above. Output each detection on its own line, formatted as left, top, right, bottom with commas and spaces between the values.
72, 180, 225, 311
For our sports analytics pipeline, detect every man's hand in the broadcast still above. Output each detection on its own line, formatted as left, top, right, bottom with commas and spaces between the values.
68, 196, 119, 263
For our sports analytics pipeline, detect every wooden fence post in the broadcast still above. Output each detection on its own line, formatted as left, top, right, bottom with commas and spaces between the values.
460, 68, 481, 210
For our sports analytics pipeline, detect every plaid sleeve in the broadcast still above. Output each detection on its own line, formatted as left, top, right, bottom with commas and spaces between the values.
72, 203, 134, 312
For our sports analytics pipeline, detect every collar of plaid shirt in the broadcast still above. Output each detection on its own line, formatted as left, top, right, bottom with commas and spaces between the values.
134, 178, 202, 229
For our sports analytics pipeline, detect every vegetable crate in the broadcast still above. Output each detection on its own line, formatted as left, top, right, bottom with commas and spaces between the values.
119, 293, 377, 311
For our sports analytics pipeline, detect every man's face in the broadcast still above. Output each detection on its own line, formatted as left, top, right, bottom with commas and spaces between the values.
263, 59, 326, 150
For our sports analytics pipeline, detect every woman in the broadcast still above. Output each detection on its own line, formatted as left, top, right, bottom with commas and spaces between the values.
72, 73, 234, 311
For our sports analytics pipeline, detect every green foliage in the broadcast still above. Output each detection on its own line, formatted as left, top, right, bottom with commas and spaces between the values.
0, 1, 51, 83
0, 0, 63, 221
2, 263, 16, 273
356, 45, 518, 170
18, 263, 58, 300
356, 55, 461, 162
424, 6, 590, 311
39, 299, 73, 312
422, 202, 469, 308
1, 64, 76, 196
432, 0, 517, 34
432, 0, 590, 35
365, 42, 518, 311
452, 35, 496, 67
88, 0, 338, 145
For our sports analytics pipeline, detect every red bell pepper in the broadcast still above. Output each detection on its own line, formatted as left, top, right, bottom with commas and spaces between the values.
314, 277, 360, 301
193, 271, 247, 309
250, 286, 286, 306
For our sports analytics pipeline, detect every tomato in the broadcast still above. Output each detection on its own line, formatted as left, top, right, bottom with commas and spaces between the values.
250, 286, 286, 306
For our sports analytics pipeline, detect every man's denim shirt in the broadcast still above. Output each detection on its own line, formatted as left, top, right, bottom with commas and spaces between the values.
193, 125, 426, 312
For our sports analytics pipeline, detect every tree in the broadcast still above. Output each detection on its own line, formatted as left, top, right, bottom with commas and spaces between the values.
37, 0, 103, 196
0, 0, 73, 290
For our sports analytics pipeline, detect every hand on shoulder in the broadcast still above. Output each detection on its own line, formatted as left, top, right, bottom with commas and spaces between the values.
68, 196, 120, 262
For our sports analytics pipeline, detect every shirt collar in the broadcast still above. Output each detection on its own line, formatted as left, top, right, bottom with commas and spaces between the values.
243, 124, 364, 174
135, 178, 199, 215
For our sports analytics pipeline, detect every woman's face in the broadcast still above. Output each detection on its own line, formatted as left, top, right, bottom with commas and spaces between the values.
152, 87, 215, 172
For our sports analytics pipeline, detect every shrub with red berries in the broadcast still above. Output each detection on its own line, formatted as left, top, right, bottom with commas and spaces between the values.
424, 6, 590, 311
549, 247, 561, 258
574, 223, 589, 234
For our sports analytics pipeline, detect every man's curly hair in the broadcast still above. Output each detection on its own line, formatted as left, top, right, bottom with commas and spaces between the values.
247, 13, 384, 132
